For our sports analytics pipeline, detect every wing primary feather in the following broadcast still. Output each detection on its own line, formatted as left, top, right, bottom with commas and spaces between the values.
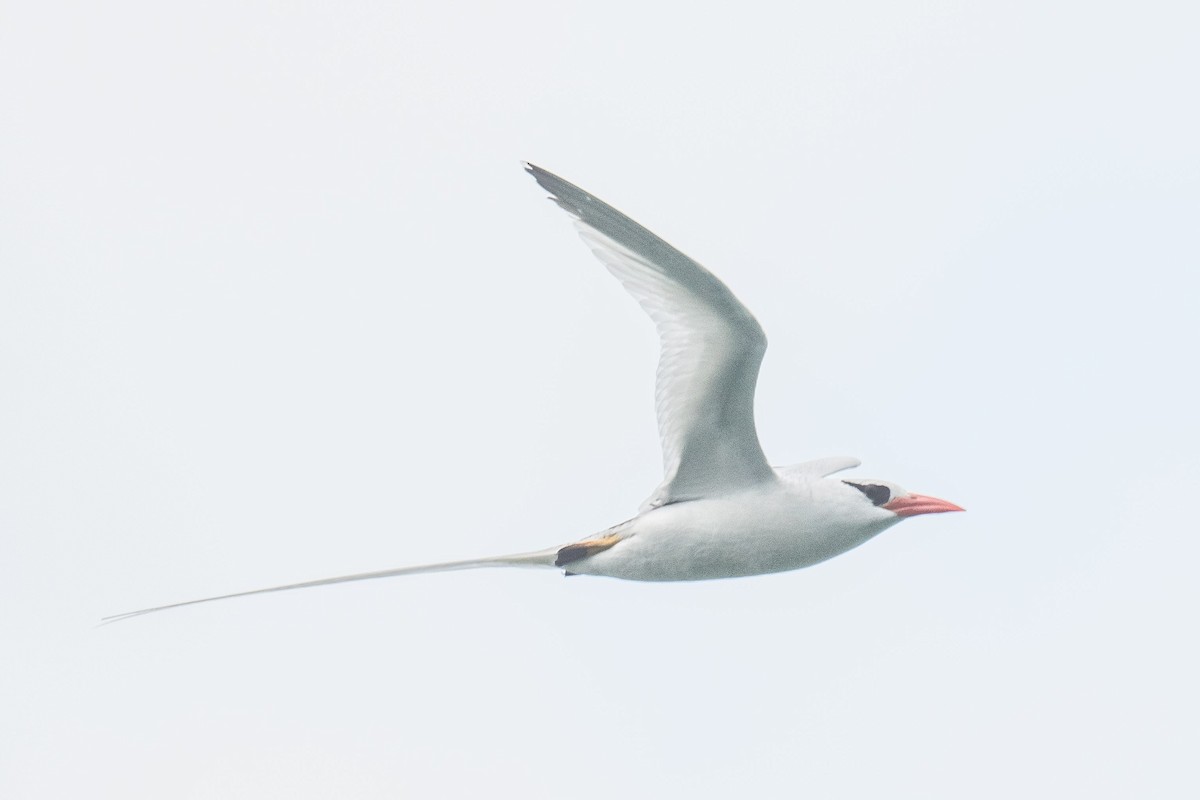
524, 163, 756, 320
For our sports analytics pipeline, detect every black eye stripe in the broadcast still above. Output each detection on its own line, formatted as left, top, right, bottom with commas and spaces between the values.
844, 481, 891, 506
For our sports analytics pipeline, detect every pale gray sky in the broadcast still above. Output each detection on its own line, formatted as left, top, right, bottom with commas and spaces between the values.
2, 1, 1198, 797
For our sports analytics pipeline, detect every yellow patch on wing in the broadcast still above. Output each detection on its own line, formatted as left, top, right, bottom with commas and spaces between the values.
554, 533, 625, 567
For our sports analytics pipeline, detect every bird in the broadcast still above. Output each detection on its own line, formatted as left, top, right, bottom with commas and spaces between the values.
102, 163, 962, 623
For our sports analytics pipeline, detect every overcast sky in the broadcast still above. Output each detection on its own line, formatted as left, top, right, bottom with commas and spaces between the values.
3, 1, 1198, 798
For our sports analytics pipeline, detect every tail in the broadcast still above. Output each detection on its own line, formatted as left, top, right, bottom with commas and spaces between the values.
99, 547, 561, 625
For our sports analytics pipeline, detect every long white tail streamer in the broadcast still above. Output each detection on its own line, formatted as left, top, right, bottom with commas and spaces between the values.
100, 547, 560, 625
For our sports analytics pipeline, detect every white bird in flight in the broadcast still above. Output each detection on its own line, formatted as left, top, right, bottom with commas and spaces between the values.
104, 163, 962, 623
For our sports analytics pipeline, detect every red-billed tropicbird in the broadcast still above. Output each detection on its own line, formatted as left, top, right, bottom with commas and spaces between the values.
103, 163, 961, 623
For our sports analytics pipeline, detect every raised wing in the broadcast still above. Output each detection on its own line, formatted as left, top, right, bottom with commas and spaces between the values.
525, 164, 775, 509
775, 456, 861, 482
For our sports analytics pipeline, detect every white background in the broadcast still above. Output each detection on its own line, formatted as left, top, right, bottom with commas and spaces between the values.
3, 2, 1198, 797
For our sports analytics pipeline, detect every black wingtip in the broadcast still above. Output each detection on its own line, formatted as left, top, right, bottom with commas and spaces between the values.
521, 163, 591, 220
522, 161, 557, 192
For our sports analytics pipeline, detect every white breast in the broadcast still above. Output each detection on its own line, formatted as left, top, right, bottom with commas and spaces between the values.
569, 480, 901, 582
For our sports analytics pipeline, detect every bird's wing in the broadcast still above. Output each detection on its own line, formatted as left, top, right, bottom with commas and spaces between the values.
775, 456, 862, 481
525, 164, 775, 510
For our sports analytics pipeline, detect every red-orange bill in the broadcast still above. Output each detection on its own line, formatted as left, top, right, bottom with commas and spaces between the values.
883, 494, 964, 517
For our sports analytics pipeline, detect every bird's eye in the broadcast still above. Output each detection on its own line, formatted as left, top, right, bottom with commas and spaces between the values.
844, 481, 891, 506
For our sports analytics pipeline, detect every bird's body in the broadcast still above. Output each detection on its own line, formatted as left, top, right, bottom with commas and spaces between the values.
104, 163, 961, 624
562, 471, 900, 582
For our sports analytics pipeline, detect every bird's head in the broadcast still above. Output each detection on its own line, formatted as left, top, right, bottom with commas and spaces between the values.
840, 479, 964, 519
